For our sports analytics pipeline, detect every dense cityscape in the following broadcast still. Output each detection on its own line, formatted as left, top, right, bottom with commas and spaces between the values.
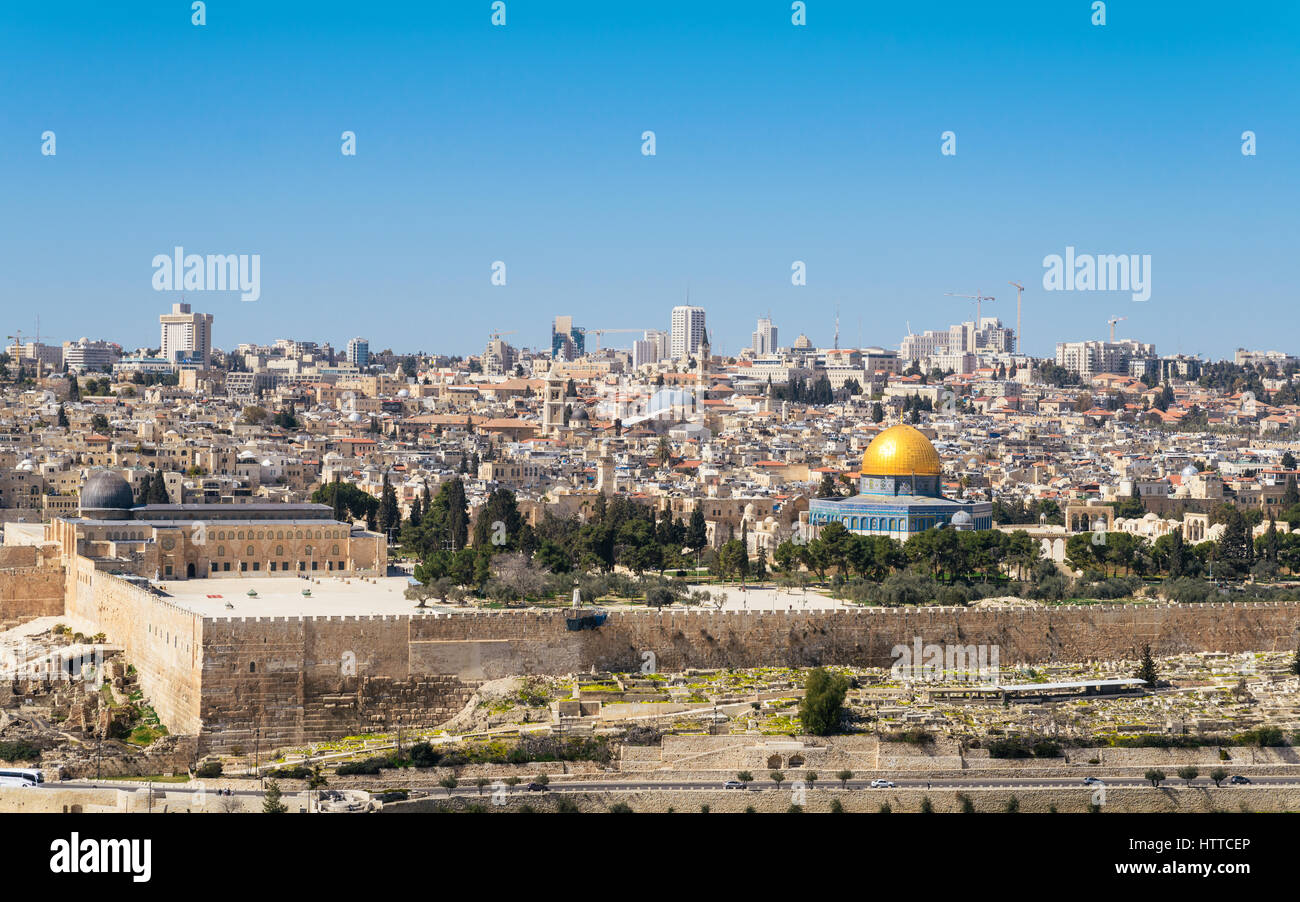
6, 0, 1292, 886
2, 300, 1300, 830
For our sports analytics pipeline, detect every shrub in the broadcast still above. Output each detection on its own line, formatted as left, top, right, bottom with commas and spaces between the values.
336, 756, 390, 776
196, 761, 224, 778
267, 764, 308, 780
0, 741, 41, 762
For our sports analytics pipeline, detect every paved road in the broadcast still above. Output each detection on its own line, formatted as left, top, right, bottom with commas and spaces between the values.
58, 774, 1287, 798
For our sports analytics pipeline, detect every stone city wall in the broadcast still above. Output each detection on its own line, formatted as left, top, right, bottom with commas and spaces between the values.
0, 564, 65, 630
64, 558, 204, 737
13, 556, 1300, 754
187, 602, 1300, 752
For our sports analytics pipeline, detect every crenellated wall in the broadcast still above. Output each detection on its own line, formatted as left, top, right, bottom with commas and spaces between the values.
64, 558, 204, 737
185, 601, 1300, 752
17, 553, 1300, 755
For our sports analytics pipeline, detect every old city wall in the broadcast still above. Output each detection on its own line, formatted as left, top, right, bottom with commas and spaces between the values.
406, 602, 1300, 676
0, 564, 65, 630
198, 615, 477, 754
64, 558, 203, 737
186, 602, 1300, 753
35, 579, 1300, 753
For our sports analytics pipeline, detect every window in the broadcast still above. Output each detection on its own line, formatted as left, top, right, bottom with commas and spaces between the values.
246, 545, 255, 556
270, 562, 277, 572
240, 562, 247, 571
275, 545, 284, 556
217, 546, 225, 557
223, 562, 230, 571
252, 562, 260, 571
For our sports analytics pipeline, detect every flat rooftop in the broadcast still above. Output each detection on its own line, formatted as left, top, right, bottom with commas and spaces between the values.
157, 576, 450, 619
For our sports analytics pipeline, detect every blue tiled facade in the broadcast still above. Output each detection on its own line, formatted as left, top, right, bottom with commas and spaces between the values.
808, 475, 992, 537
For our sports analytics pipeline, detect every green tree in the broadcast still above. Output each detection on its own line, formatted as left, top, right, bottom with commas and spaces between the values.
799, 667, 849, 735
836, 769, 853, 789
262, 780, 288, 814
1177, 766, 1199, 785
1209, 767, 1228, 787
686, 507, 708, 554
1135, 643, 1159, 686
1145, 768, 1166, 788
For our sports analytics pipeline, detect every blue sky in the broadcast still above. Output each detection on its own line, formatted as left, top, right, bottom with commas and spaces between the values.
2, 0, 1297, 359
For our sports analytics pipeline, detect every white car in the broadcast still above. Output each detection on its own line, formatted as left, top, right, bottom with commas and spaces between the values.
870, 779, 896, 788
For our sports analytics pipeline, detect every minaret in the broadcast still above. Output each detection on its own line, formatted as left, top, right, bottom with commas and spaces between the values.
696, 329, 711, 388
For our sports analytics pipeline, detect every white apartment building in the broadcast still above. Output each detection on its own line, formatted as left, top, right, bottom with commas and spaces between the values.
159, 302, 213, 367
670, 305, 706, 359
752, 317, 778, 355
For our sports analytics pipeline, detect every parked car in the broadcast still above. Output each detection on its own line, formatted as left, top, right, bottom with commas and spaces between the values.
526, 782, 549, 792
1082, 776, 1102, 785
1229, 775, 1252, 785
723, 780, 746, 790
869, 779, 896, 788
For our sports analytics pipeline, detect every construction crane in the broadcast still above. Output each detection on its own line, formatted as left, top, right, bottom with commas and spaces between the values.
578, 328, 643, 352
1007, 281, 1024, 354
945, 292, 995, 325
487, 330, 517, 343
1107, 316, 1127, 342
5, 332, 25, 377
945, 292, 995, 348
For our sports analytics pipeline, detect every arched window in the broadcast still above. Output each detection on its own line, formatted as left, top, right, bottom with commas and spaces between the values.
331, 544, 340, 555
276, 545, 284, 556
217, 546, 225, 557
246, 545, 254, 556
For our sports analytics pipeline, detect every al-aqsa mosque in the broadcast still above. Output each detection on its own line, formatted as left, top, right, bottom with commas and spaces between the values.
805, 424, 991, 539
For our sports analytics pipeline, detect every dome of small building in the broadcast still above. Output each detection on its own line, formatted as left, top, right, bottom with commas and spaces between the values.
570, 406, 590, 422
861, 424, 942, 477
1181, 464, 1199, 478
80, 470, 134, 511
950, 510, 973, 529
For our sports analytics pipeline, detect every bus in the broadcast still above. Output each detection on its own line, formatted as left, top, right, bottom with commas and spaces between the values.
0, 768, 43, 786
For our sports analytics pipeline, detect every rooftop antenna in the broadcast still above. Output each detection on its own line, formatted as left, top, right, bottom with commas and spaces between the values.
834, 304, 840, 350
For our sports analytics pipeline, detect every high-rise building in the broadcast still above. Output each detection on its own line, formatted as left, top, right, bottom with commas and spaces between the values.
551, 316, 585, 361
633, 329, 670, 368
159, 302, 213, 367
482, 337, 518, 376
670, 306, 706, 359
752, 317, 778, 355
347, 337, 370, 368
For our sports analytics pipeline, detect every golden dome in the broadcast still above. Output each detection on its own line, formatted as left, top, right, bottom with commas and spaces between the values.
860, 424, 941, 477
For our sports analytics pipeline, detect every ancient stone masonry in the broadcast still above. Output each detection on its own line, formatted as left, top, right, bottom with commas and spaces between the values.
9, 551, 1300, 752
0, 564, 66, 630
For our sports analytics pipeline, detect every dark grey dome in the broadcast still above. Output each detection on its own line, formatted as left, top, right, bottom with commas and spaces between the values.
80, 470, 134, 510
570, 406, 590, 421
